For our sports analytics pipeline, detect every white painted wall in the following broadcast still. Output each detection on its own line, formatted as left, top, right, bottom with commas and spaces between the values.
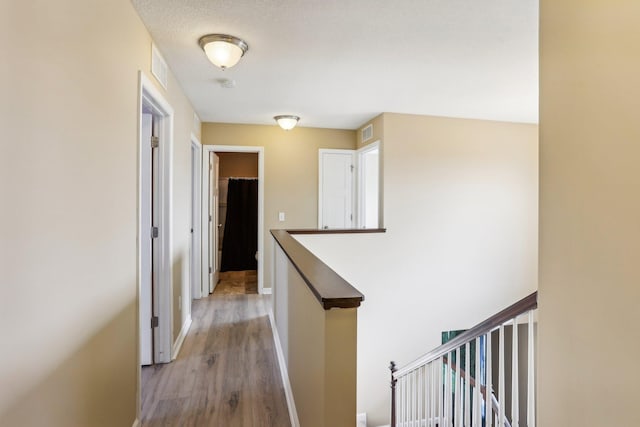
294, 113, 538, 426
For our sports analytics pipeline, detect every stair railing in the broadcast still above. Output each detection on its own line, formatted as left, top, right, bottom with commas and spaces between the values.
390, 292, 537, 427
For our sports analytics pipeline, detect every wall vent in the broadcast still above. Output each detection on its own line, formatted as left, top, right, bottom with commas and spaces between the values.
151, 44, 168, 90
361, 124, 373, 142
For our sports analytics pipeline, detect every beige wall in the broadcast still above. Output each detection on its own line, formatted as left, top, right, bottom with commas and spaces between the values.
202, 123, 356, 289
295, 113, 538, 426
273, 245, 357, 427
538, 1, 640, 425
218, 152, 258, 178
0, 1, 197, 425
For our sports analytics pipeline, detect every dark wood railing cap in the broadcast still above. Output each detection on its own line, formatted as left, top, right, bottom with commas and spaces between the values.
271, 229, 367, 310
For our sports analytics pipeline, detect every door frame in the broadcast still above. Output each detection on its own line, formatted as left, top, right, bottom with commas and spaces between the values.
201, 145, 265, 294
137, 71, 173, 370
356, 140, 381, 228
190, 135, 203, 299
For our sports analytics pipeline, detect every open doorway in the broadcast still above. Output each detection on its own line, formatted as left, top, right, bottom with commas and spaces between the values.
201, 145, 265, 295
216, 152, 259, 294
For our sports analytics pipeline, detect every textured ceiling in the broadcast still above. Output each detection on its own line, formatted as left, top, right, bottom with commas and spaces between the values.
132, 0, 538, 129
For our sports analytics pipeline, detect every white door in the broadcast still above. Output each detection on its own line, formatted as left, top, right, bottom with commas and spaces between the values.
190, 144, 201, 300
318, 149, 355, 229
150, 117, 161, 361
208, 153, 220, 293
140, 113, 153, 366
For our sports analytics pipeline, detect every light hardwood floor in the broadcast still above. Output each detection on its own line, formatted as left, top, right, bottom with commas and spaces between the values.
141, 288, 291, 427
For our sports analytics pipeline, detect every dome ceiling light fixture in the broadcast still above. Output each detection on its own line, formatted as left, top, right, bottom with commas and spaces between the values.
274, 115, 300, 131
198, 34, 248, 70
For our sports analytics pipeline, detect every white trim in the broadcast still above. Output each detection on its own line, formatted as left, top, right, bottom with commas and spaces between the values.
171, 316, 192, 360
202, 145, 266, 293
132, 419, 141, 427
138, 71, 173, 366
356, 140, 381, 228
190, 135, 203, 300
201, 150, 211, 297
268, 309, 300, 427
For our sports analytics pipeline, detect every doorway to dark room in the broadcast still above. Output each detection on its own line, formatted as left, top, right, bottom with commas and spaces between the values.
215, 152, 259, 295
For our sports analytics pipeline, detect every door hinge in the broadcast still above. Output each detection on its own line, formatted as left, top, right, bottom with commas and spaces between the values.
350, 164, 354, 172
209, 215, 212, 222
190, 228, 193, 233
209, 266, 212, 273
151, 316, 159, 328
150, 136, 159, 148
350, 213, 353, 220
151, 227, 159, 238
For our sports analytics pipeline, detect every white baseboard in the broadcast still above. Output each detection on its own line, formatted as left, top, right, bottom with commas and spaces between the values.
357, 413, 367, 427
268, 310, 300, 427
132, 418, 140, 427
171, 316, 192, 360
261, 287, 273, 295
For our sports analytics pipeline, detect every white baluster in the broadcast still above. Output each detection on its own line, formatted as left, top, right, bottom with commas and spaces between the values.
433, 362, 438, 427
486, 332, 493, 427
425, 364, 431, 427
399, 376, 403, 426
416, 366, 424, 427
409, 371, 416, 426
512, 317, 519, 427
527, 310, 535, 427
400, 375, 407, 426
474, 337, 481, 427
464, 342, 471, 426
453, 347, 462, 426
422, 366, 426, 427
499, 325, 505, 427
437, 357, 443, 426
445, 352, 451, 427
418, 368, 422, 427
415, 370, 419, 426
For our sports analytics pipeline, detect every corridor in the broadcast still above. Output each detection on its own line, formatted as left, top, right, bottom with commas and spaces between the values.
141, 285, 290, 426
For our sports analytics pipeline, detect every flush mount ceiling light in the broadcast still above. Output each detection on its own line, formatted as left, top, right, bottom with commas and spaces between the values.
274, 115, 300, 130
198, 34, 248, 70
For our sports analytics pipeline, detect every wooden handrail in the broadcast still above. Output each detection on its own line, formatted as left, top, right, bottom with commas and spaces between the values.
394, 292, 537, 378
271, 229, 365, 309
287, 228, 386, 234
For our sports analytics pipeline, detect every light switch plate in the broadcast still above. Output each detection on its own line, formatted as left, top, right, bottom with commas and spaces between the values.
278, 212, 285, 221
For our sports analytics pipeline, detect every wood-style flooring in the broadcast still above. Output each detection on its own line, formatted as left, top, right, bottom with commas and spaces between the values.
141, 278, 290, 427
214, 270, 258, 295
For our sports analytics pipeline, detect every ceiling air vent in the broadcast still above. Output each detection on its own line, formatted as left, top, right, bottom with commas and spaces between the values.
151, 44, 168, 90
361, 124, 373, 142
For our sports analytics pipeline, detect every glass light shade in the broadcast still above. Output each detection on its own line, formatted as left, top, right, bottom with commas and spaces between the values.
199, 34, 248, 70
274, 115, 300, 130
203, 41, 244, 69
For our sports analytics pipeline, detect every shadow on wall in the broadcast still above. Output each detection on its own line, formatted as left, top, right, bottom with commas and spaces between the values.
0, 300, 138, 427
